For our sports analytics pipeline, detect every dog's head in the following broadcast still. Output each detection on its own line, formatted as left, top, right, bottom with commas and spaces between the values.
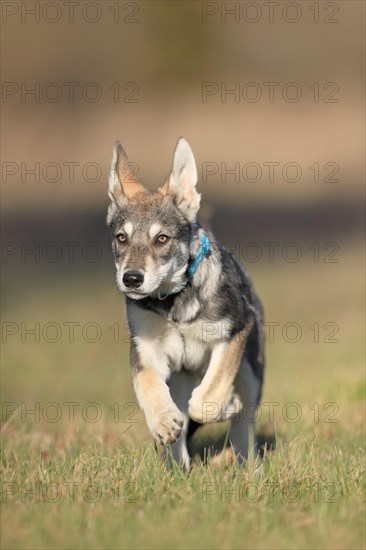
107, 138, 201, 300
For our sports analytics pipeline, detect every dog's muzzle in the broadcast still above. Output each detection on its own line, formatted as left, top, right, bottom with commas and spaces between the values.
123, 270, 144, 289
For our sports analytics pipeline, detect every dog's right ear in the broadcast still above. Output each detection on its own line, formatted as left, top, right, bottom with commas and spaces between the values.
107, 141, 145, 224
108, 141, 145, 201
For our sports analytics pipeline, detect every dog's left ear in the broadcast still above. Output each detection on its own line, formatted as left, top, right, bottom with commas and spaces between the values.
159, 137, 201, 221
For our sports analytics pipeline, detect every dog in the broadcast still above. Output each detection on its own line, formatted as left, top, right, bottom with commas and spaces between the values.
106, 138, 265, 469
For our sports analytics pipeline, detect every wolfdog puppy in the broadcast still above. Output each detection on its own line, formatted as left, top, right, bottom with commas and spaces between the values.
107, 138, 265, 469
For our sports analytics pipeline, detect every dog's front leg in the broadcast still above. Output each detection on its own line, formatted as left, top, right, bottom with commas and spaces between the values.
127, 305, 185, 446
188, 323, 253, 423
132, 362, 184, 446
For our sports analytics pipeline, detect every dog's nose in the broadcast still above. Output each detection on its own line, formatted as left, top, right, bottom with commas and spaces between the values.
123, 270, 144, 289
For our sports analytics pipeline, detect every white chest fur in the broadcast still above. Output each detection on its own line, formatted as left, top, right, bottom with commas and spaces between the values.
126, 302, 230, 379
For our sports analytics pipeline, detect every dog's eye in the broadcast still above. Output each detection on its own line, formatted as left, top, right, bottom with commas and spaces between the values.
116, 233, 127, 243
157, 234, 169, 244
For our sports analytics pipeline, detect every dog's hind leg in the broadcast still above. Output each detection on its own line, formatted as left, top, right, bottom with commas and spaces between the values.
166, 371, 200, 471
229, 357, 261, 464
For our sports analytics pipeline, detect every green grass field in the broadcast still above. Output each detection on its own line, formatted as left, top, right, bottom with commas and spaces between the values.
1, 240, 365, 549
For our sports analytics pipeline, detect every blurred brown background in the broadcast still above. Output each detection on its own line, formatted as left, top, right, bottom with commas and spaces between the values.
2, 0, 364, 212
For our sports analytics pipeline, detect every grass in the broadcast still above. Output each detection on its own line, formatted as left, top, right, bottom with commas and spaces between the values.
1, 438, 365, 550
1, 239, 365, 549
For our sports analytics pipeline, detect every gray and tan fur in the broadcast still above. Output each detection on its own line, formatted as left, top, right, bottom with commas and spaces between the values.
107, 138, 265, 469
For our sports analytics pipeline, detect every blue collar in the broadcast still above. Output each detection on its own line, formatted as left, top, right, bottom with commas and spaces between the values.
187, 231, 211, 279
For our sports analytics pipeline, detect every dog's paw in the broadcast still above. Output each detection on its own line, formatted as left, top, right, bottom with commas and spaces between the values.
188, 387, 220, 423
189, 387, 237, 423
150, 406, 184, 446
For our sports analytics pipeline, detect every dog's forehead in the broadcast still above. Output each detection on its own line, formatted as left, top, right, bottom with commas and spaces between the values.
112, 194, 181, 233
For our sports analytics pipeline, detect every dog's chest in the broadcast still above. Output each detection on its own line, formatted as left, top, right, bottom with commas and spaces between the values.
176, 318, 212, 371
127, 292, 234, 375
158, 312, 215, 373
162, 297, 218, 372
127, 299, 219, 373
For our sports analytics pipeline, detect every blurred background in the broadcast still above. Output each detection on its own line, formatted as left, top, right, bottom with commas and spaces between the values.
1, 1, 364, 450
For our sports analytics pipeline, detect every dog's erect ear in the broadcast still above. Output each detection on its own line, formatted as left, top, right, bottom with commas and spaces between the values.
108, 141, 145, 203
107, 141, 146, 225
159, 138, 201, 222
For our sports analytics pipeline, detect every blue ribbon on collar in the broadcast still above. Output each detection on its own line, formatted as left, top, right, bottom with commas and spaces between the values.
187, 231, 211, 279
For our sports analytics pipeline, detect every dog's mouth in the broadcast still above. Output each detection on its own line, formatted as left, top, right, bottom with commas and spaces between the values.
124, 289, 149, 300
119, 263, 188, 301
124, 283, 179, 301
